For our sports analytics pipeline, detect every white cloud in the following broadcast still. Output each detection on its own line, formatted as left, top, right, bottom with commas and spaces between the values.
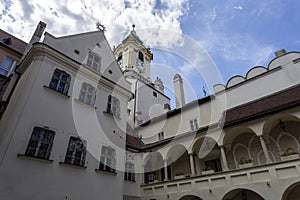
199, 31, 275, 69
0, 0, 189, 48
234, 6, 243, 11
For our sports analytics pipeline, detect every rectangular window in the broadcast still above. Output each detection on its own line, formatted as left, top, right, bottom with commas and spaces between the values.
64, 136, 86, 166
158, 131, 164, 141
125, 152, 135, 181
79, 82, 96, 106
125, 162, 135, 181
99, 146, 116, 173
106, 95, 120, 117
117, 53, 123, 68
153, 91, 157, 97
190, 118, 199, 131
0, 56, 17, 76
49, 69, 71, 94
25, 126, 55, 160
87, 52, 100, 71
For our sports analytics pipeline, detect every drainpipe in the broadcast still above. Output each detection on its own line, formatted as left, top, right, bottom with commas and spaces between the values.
133, 79, 138, 128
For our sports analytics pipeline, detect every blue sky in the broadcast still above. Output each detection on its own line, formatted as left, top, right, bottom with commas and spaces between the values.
1, 0, 300, 108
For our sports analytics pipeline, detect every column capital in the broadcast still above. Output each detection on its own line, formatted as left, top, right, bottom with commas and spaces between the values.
220, 145, 228, 151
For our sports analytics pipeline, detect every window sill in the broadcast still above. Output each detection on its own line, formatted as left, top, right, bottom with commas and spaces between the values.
74, 99, 96, 110
43, 86, 70, 98
125, 179, 136, 182
59, 162, 87, 169
95, 169, 117, 175
17, 154, 53, 163
103, 111, 120, 119
82, 64, 101, 76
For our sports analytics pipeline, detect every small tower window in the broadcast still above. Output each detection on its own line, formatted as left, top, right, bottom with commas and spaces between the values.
136, 51, 145, 72
138, 52, 144, 62
117, 52, 123, 68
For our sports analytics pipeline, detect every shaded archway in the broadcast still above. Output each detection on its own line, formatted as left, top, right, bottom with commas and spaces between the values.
282, 182, 300, 200
143, 151, 164, 183
179, 195, 203, 200
224, 127, 261, 169
192, 136, 222, 174
222, 188, 264, 200
166, 144, 190, 180
263, 114, 300, 162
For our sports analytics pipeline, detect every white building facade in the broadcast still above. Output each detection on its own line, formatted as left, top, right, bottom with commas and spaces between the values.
0, 22, 133, 200
137, 49, 300, 200
0, 22, 300, 200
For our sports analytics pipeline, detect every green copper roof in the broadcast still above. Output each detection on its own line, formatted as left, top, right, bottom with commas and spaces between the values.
122, 24, 143, 45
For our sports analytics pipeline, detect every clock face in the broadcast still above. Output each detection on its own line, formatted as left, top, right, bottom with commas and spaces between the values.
136, 59, 145, 72
118, 60, 123, 68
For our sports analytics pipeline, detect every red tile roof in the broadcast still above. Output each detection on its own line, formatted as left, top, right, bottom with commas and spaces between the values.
224, 84, 300, 127
130, 84, 300, 150
126, 123, 144, 150
0, 29, 27, 55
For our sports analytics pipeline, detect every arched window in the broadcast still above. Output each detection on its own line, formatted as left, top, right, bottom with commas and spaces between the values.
138, 51, 144, 62
117, 52, 123, 67
136, 51, 145, 72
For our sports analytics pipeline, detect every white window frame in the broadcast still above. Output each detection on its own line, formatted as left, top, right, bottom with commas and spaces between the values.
125, 152, 135, 181
87, 52, 101, 71
49, 69, 71, 95
25, 126, 55, 160
0, 56, 17, 76
190, 118, 199, 131
99, 146, 116, 173
79, 82, 96, 106
106, 95, 120, 117
64, 136, 87, 166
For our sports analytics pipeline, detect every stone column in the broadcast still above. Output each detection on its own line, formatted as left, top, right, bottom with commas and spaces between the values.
164, 160, 168, 181
141, 164, 145, 184
194, 156, 201, 175
259, 135, 272, 163
220, 145, 229, 171
189, 153, 196, 176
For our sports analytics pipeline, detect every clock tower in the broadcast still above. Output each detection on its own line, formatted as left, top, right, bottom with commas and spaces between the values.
114, 24, 153, 81
114, 25, 170, 127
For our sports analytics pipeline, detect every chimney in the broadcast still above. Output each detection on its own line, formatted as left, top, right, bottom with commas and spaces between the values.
21, 21, 47, 60
275, 49, 287, 57
173, 74, 185, 108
